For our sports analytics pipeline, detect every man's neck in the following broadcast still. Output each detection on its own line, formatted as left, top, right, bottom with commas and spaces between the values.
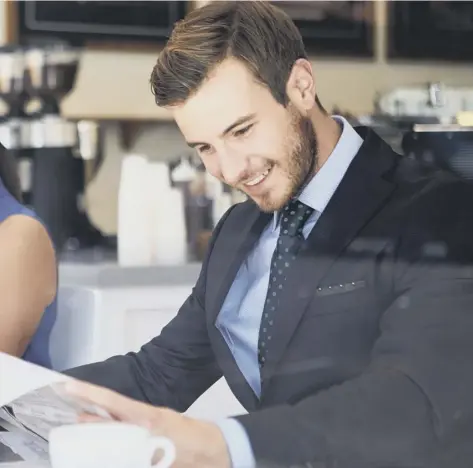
311, 114, 343, 173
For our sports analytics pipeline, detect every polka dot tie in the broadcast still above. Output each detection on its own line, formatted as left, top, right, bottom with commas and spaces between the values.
257, 199, 314, 369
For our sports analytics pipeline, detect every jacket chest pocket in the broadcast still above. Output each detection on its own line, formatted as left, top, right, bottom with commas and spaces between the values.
315, 280, 367, 297
305, 279, 377, 318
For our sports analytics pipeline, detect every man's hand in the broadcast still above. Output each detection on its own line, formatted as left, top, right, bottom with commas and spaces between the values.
63, 379, 232, 468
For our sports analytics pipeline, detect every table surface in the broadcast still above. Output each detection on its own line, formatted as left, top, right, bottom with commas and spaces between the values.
59, 260, 201, 289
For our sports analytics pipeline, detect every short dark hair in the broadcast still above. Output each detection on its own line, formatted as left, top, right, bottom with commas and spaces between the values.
150, 1, 324, 110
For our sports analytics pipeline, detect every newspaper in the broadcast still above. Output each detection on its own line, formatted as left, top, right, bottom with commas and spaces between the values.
0, 352, 111, 465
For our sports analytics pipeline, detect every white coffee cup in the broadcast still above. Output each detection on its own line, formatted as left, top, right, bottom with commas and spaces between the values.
49, 422, 176, 468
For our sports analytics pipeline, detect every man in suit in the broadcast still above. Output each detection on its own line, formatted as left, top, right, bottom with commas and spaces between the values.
64, 2, 473, 467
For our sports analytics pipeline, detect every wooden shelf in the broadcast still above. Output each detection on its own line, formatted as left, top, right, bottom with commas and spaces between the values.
63, 111, 173, 123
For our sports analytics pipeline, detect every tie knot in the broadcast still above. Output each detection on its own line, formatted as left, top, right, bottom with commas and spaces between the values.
279, 200, 314, 237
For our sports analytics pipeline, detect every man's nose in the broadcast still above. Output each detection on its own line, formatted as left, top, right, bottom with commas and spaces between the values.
219, 150, 248, 187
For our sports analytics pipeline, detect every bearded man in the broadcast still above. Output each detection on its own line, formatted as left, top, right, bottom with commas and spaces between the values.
65, 2, 473, 467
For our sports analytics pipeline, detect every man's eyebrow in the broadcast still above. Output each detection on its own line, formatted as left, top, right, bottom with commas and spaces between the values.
186, 113, 257, 148
220, 113, 257, 136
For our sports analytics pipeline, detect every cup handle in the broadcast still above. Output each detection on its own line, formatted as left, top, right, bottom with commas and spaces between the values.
148, 437, 176, 468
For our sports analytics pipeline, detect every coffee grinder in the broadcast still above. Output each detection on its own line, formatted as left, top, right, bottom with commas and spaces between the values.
24, 44, 104, 252
0, 45, 33, 202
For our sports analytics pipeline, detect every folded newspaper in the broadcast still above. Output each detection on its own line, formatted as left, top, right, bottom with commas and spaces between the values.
0, 352, 110, 466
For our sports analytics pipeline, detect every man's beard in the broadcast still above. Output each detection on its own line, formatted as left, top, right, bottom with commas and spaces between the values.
259, 111, 318, 212
286, 112, 318, 201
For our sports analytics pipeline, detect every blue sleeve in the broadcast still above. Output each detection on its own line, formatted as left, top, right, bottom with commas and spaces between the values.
215, 418, 256, 468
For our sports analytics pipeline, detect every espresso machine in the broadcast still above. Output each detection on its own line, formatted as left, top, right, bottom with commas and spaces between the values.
360, 82, 473, 180
0, 44, 106, 253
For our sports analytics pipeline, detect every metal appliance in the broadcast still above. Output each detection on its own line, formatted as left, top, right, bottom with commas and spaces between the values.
403, 124, 473, 180
375, 82, 473, 121
362, 83, 473, 180
0, 44, 105, 253
0, 46, 33, 202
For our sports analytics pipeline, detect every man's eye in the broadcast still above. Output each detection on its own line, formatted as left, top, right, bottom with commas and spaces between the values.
197, 145, 211, 154
234, 124, 253, 138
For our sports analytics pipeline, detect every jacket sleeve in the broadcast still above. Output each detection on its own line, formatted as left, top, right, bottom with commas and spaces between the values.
64, 206, 236, 412
235, 183, 473, 468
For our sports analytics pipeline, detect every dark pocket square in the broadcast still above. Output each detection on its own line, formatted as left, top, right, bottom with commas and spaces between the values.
315, 280, 367, 297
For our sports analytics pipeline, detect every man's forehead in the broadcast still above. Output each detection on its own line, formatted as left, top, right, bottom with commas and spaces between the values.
172, 60, 263, 140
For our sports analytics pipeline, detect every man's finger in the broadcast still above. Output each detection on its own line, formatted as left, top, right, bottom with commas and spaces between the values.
77, 414, 110, 424
64, 380, 131, 418
64, 380, 163, 428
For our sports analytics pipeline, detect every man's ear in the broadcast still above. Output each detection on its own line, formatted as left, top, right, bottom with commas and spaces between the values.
286, 58, 317, 115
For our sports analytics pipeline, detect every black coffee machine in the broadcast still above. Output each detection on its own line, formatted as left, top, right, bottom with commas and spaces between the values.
0, 44, 105, 253
401, 123, 473, 180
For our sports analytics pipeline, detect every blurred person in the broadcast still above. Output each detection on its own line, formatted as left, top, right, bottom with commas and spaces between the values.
65, 2, 473, 467
0, 145, 57, 367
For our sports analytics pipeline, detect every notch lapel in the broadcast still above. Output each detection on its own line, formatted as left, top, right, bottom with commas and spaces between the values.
260, 131, 398, 393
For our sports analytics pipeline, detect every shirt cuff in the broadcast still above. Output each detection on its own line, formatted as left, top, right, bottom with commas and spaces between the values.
215, 418, 256, 468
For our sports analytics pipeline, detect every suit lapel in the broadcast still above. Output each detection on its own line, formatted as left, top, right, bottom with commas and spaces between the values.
260, 130, 398, 393
207, 204, 271, 410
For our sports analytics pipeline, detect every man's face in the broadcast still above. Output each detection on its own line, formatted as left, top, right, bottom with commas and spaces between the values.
171, 58, 317, 212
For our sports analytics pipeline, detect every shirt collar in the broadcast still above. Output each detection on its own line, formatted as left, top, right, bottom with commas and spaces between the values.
272, 115, 364, 231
